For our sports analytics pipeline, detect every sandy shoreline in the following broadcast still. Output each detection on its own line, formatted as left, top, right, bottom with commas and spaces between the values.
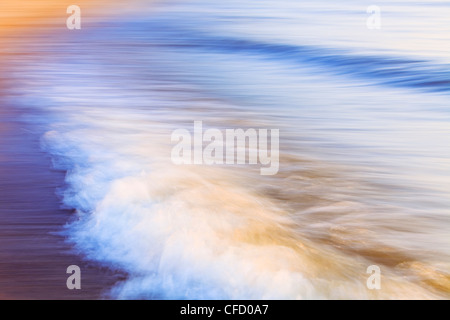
0, 105, 124, 299
0, 0, 133, 299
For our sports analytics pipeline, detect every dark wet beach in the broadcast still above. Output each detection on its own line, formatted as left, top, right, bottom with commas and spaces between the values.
0, 0, 121, 298
0, 101, 122, 299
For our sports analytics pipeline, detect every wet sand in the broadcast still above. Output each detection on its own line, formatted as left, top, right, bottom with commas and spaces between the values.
0, 106, 124, 299
0, 0, 130, 300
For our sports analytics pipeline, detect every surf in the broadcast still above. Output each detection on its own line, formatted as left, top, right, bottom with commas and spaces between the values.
7, 0, 450, 299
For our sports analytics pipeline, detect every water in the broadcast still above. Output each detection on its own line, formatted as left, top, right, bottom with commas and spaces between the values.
6, 0, 450, 298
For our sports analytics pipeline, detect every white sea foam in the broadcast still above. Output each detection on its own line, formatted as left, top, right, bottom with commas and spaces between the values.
42, 116, 320, 299
38, 92, 443, 299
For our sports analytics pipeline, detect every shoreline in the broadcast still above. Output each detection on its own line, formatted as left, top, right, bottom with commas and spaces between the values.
0, 95, 124, 299
0, 0, 130, 299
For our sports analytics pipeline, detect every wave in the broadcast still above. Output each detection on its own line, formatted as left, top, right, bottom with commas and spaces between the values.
12, 11, 449, 300
128, 22, 450, 93
182, 39, 450, 92
41, 121, 443, 299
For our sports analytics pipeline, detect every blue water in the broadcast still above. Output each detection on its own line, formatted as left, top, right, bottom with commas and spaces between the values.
9, 0, 450, 298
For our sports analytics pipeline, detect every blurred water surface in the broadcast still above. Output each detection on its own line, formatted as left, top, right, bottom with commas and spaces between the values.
3, 0, 450, 298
